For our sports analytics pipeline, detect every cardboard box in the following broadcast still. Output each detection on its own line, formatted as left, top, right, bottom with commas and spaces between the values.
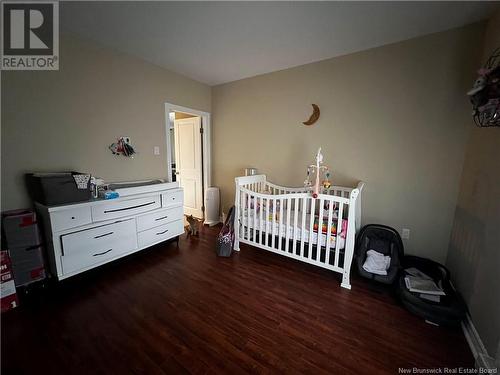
9, 246, 46, 286
2, 209, 42, 248
1, 251, 19, 312
2, 210, 46, 287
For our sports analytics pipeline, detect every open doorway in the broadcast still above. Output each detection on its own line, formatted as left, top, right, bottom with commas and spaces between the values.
165, 103, 211, 220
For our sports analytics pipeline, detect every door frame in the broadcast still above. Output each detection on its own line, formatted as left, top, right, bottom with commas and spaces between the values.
164, 103, 211, 206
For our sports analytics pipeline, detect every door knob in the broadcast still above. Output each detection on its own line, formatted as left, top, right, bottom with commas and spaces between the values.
175, 172, 180, 175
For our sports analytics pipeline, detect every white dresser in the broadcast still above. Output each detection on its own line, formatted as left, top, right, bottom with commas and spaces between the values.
36, 186, 184, 280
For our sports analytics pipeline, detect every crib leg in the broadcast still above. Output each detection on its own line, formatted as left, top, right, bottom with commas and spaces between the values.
341, 271, 352, 290
341, 251, 354, 289
234, 225, 240, 251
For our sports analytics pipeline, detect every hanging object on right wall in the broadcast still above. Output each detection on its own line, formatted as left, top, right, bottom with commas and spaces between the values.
468, 48, 500, 128
302, 104, 320, 126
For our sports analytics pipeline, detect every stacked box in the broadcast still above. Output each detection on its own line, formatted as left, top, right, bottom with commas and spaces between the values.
2, 210, 46, 287
1, 251, 19, 312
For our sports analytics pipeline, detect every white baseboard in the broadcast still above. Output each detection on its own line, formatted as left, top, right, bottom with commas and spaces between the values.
461, 313, 497, 369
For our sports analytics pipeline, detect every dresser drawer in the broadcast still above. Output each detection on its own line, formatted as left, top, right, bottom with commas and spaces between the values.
51, 206, 92, 232
138, 220, 183, 248
60, 219, 137, 274
161, 190, 183, 208
92, 195, 161, 222
136, 206, 184, 232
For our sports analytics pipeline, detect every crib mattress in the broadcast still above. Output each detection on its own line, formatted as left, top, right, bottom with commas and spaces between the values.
241, 208, 345, 250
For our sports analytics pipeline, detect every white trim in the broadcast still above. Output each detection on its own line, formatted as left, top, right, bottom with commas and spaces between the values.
462, 313, 497, 369
164, 102, 212, 209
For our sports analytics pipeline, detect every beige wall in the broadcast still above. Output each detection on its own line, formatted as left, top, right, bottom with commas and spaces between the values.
212, 23, 485, 263
1, 32, 211, 211
447, 11, 500, 358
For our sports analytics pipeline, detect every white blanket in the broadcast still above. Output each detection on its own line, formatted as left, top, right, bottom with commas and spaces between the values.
241, 207, 345, 249
362, 249, 391, 275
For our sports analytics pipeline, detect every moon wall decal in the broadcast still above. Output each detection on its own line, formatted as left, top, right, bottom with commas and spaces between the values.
303, 104, 320, 126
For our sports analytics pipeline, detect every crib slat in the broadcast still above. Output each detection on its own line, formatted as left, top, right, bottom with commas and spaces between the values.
239, 191, 243, 240
317, 198, 324, 262
308, 199, 315, 259
278, 198, 284, 250
325, 200, 334, 266
271, 197, 277, 249
252, 194, 257, 242
259, 197, 263, 244
265, 198, 270, 247
241, 191, 246, 240
237, 190, 241, 242
292, 198, 299, 255
334, 202, 344, 268
300, 197, 307, 257
247, 192, 251, 241
285, 197, 291, 253
243, 191, 247, 240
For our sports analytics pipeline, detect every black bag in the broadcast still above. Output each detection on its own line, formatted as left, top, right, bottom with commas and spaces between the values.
216, 206, 235, 257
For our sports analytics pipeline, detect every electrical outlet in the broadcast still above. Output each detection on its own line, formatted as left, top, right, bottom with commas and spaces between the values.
153, 146, 160, 155
402, 228, 410, 240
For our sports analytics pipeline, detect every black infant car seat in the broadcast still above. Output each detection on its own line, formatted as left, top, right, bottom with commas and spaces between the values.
397, 256, 467, 327
355, 224, 404, 284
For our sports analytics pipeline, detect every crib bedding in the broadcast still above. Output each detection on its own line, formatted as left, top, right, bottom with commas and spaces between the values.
241, 208, 346, 249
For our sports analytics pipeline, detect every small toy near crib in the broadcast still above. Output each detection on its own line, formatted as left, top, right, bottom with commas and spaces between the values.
234, 149, 364, 289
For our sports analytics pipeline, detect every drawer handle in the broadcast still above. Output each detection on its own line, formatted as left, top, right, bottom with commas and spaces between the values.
104, 201, 156, 213
156, 229, 169, 235
94, 232, 114, 239
93, 249, 112, 256
155, 215, 168, 221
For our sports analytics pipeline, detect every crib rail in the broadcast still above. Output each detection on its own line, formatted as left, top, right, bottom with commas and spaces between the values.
235, 174, 354, 198
234, 175, 364, 289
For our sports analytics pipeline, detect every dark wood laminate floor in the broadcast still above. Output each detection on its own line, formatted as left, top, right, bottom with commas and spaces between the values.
2, 225, 472, 374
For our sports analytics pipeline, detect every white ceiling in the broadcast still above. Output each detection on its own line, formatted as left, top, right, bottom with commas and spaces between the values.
61, 1, 499, 86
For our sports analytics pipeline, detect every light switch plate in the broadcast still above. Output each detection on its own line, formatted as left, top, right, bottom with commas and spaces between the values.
153, 146, 160, 155
402, 228, 410, 239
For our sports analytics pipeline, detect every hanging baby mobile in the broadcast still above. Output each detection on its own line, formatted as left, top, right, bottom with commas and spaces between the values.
468, 47, 500, 128
304, 147, 332, 198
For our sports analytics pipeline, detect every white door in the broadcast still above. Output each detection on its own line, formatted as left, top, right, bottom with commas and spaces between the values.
174, 117, 203, 218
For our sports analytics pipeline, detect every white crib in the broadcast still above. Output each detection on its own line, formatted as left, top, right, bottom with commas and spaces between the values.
234, 174, 364, 289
